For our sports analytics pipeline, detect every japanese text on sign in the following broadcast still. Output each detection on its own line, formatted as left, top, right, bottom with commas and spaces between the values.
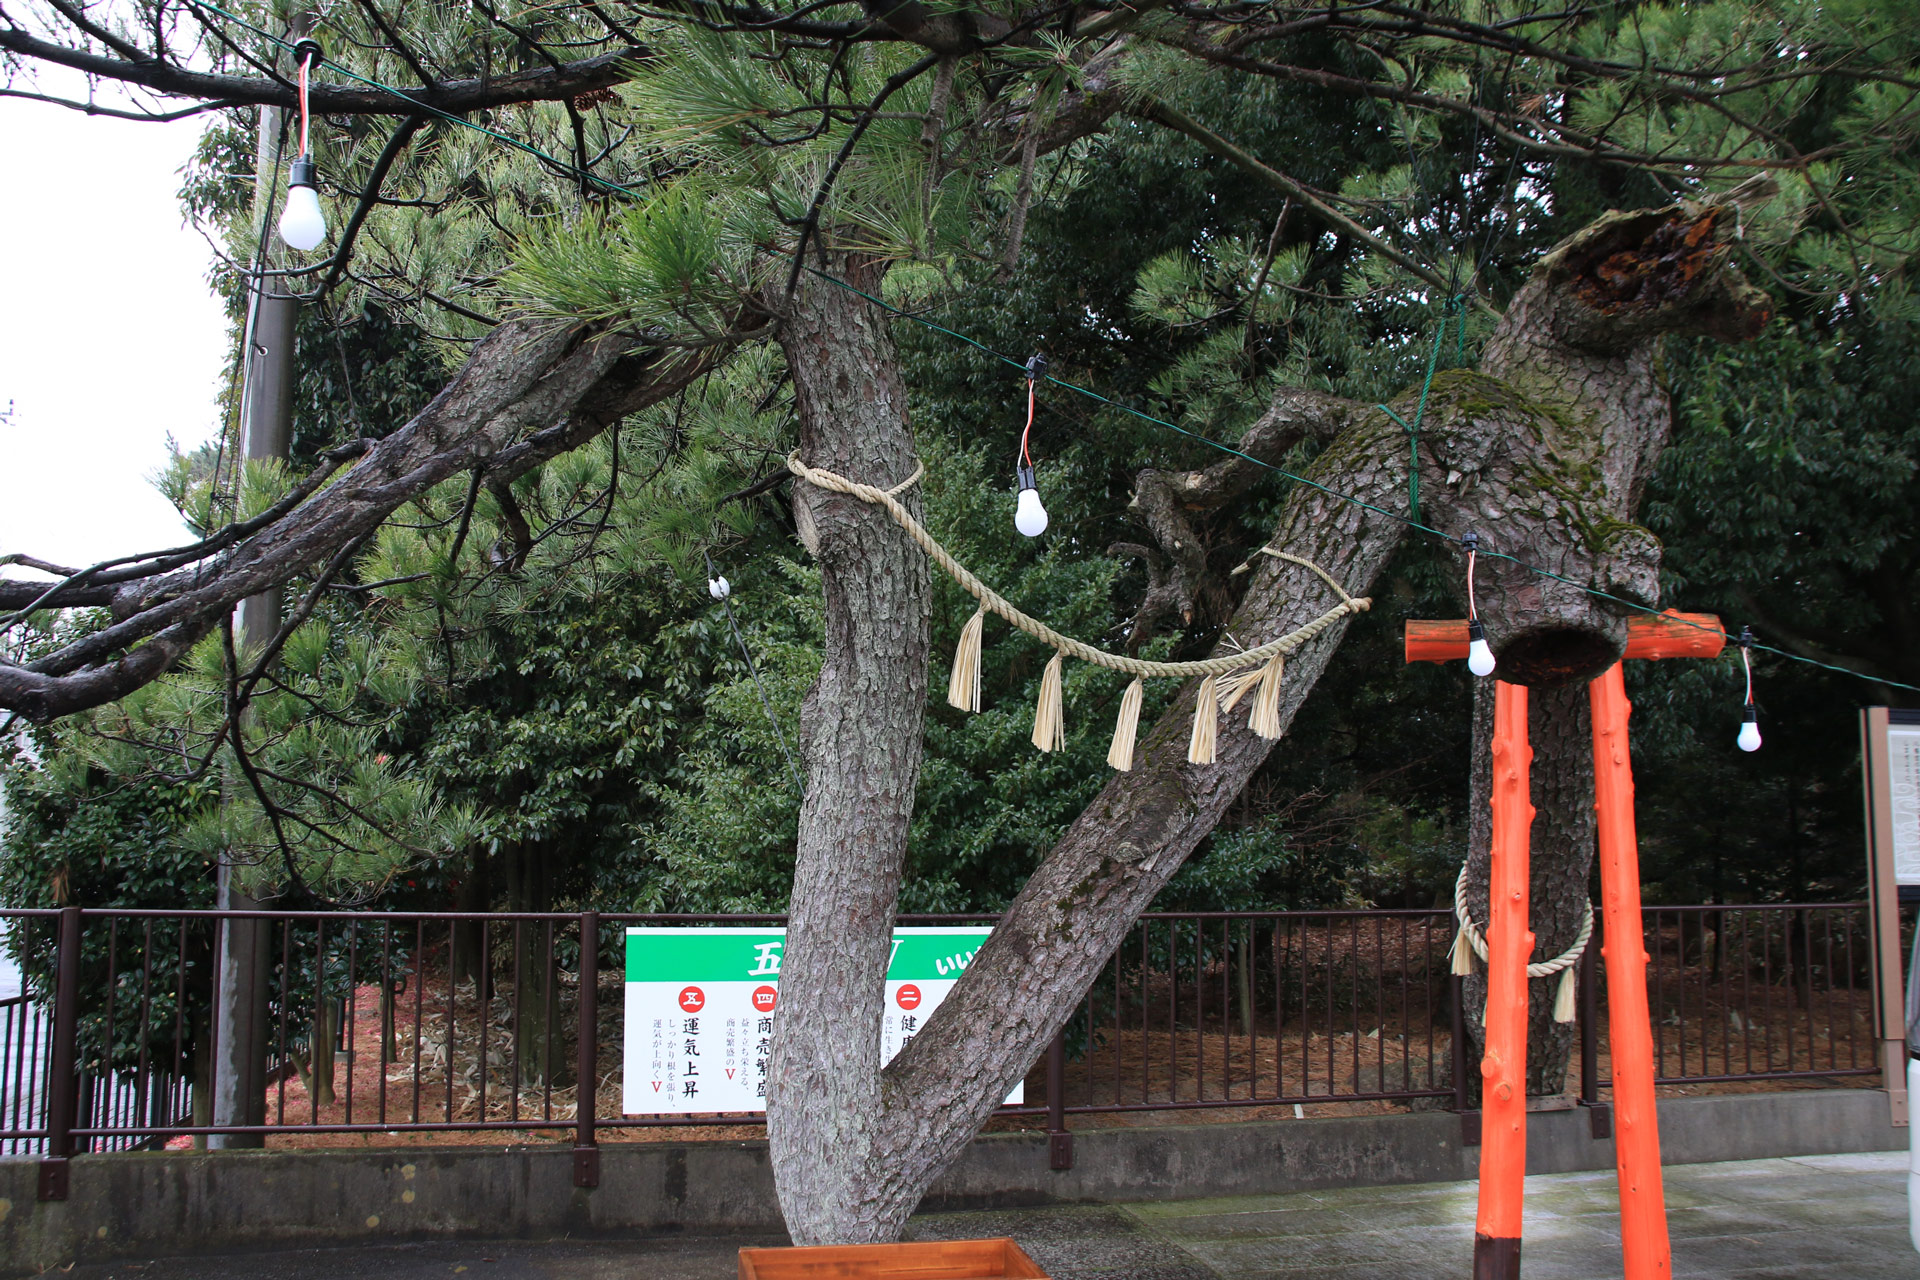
621, 926, 1019, 1114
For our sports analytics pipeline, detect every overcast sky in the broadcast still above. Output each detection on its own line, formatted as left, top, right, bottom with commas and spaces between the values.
0, 95, 228, 575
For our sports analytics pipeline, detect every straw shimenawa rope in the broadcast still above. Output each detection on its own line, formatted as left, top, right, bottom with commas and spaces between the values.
788, 452, 1372, 767
1449, 862, 1594, 1023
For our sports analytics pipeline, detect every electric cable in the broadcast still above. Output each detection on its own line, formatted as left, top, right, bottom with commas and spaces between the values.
182, 3, 1920, 696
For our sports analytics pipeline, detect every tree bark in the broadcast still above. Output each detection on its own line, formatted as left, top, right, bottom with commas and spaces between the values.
764, 250, 932, 1245
1452, 202, 1771, 1097
766, 200, 1770, 1238
1461, 678, 1593, 1099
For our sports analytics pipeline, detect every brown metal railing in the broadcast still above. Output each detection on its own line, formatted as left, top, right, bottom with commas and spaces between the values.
0, 901, 1882, 1199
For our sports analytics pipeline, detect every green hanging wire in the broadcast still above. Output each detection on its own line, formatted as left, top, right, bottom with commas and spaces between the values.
1375, 295, 1464, 526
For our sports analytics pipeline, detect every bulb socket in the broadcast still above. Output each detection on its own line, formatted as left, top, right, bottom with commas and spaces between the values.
1467, 619, 1486, 642
288, 154, 317, 190
1017, 462, 1038, 493
1742, 704, 1758, 724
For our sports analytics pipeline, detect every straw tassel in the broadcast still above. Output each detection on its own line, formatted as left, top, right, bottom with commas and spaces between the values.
1450, 926, 1476, 975
1107, 678, 1144, 771
947, 606, 984, 712
1187, 675, 1219, 765
1248, 651, 1285, 739
1031, 651, 1065, 752
1553, 966, 1577, 1024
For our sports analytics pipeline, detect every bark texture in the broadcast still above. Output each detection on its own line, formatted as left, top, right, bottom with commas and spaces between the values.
1455, 202, 1771, 1096
764, 252, 932, 1244
760, 200, 1769, 1240
1461, 677, 1594, 1098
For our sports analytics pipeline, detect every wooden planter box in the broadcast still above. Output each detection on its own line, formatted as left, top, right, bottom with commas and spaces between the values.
737, 1237, 1048, 1278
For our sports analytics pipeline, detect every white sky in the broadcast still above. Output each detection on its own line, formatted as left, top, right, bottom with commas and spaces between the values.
0, 95, 227, 574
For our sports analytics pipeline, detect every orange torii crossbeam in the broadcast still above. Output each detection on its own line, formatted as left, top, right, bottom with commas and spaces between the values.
1408, 609, 1724, 1280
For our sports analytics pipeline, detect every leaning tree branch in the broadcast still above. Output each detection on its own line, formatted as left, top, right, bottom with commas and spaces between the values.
0, 87, 242, 120
0, 438, 378, 620
1122, 385, 1368, 642
0, 26, 648, 114
0, 313, 756, 721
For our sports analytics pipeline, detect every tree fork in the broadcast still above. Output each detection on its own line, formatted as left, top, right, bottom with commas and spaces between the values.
856, 200, 1771, 1231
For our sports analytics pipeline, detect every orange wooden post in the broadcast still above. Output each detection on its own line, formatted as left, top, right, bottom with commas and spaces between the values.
1474, 679, 1534, 1280
1589, 663, 1673, 1280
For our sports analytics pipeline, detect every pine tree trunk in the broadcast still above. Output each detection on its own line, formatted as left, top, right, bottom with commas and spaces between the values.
765, 249, 931, 1244
762, 203, 1770, 1242
1461, 679, 1594, 1100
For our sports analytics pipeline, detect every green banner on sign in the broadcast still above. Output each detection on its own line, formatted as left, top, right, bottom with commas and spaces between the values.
624, 927, 988, 983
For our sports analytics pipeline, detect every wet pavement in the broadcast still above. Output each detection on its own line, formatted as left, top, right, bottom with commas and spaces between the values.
56, 1151, 1910, 1279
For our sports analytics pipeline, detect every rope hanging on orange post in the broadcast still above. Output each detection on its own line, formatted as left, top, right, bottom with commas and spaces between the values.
1474, 680, 1534, 1280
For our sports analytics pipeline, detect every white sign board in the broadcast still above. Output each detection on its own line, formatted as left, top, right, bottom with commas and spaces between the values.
621, 926, 1019, 1115
1891, 722, 1920, 885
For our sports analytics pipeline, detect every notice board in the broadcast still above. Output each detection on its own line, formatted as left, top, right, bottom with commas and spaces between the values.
621, 925, 1020, 1114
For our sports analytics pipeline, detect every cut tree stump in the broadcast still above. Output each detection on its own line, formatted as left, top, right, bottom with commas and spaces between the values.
737, 1237, 1047, 1278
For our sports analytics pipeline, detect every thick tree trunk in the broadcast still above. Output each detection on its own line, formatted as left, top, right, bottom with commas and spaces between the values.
758, 202, 1768, 1243
1461, 679, 1594, 1099
765, 251, 932, 1245
1453, 203, 1771, 1097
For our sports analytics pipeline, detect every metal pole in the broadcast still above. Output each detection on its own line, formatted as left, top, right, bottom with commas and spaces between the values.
213, 38, 302, 1148
1579, 920, 1610, 1139
573, 911, 600, 1188
1450, 973, 1478, 1145
1473, 680, 1531, 1280
1047, 1028, 1073, 1170
1591, 663, 1673, 1280
39, 906, 82, 1200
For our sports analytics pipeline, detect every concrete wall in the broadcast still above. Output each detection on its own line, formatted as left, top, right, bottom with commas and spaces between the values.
0, 1089, 1902, 1275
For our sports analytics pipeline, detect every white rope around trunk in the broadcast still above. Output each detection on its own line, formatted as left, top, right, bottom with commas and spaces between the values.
1449, 861, 1594, 1023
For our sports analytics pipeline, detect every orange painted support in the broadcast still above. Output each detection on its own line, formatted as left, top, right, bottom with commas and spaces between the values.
1406, 612, 1725, 665
1474, 680, 1534, 1280
1589, 664, 1673, 1280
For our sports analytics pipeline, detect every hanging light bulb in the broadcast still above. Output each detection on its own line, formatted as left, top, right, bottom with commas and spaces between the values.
1735, 625, 1762, 752
1467, 619, 1497, 677
279, 156, 327, 251
1012, 353, 1049, 538
1015, 464, 1049, 537
278, 39, 327, 251
1462, 531, 1495, 677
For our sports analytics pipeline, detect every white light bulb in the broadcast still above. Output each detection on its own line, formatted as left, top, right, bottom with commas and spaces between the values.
708, 575, 730, 601
1466, 620, 1496, 677
279, 181, 327, 251
1014, 479, 1049, 537
1737, 708, 1761, 752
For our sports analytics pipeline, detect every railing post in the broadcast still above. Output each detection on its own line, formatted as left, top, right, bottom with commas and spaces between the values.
1046, 1028, 1073, 1171
40, 906, 82, 1201
1579, 920, 1611, 1139
1450, 973, 1480, 1146
573, 910, 600, 1189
